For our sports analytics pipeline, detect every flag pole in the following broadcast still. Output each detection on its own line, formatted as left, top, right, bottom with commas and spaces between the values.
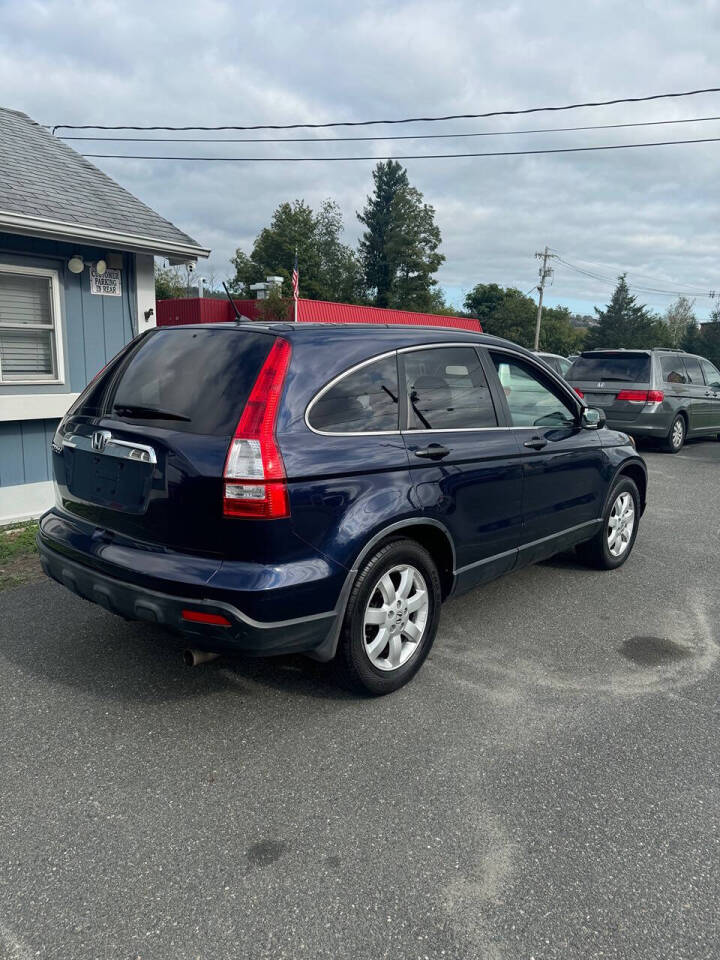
293, 247, 299, 323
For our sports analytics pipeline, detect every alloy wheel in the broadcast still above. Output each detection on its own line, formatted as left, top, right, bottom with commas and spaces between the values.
363, 564, 429, 671
672, 418, 684, 449
607, 492, 635, 558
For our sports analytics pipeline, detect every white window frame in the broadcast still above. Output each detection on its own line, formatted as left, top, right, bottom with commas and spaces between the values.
0, 262, 65, 385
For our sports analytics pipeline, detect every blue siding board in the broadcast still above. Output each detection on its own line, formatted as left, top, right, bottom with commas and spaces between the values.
20, 420, 49, 483
0, 422, 25, 486
79, 267, 107, 384
63, 267, 88, 390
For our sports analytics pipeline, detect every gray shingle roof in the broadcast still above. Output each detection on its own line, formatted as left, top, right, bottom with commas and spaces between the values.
0, 107, 208, 257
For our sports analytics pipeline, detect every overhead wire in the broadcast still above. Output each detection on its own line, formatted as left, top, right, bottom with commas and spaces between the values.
54, 114, 720, 144
50, 84, 720, 133
79, 135, 720, 162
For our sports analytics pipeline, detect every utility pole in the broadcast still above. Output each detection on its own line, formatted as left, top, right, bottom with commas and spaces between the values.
533, 246, 558, 350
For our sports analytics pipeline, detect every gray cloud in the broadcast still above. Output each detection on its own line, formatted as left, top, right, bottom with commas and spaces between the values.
2, 0, 719, 315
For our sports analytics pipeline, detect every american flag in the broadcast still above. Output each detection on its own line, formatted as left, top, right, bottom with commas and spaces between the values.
291, 251, 299, 302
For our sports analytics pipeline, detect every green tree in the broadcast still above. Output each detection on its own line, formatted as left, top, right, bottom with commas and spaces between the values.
585, 275, 671, 349
357, 160, 444, 311
682, 303, 720, 368
154, 263, 187, 299
230, 199, 363, 303
664, 296, 696, 347
464, 284, 535, 344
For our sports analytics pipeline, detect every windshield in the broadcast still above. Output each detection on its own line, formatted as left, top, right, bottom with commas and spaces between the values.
568, 353, 650, 383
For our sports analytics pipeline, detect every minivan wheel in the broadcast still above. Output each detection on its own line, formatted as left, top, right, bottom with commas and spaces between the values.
662, 414, 685, 453
337, 539, 442, 695
576, 477, 640, 570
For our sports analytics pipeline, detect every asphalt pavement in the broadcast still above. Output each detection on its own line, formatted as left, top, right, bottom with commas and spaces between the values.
1, 440, 719, 960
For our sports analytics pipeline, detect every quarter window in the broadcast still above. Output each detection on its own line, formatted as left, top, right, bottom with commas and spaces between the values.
0, 265, 61, 382
309, 354, 399, 433
660, 355, 687, 384
682, 356, 703, 384
491, 353, 576, 427
402, 347, 497, 430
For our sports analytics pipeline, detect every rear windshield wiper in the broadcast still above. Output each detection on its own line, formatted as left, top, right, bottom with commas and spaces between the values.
113, 403, 191, 422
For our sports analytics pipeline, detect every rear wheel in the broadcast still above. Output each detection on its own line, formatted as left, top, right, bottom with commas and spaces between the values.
576, 477, 640, 570
336, 539, 442, 695
662, 414, 685, 453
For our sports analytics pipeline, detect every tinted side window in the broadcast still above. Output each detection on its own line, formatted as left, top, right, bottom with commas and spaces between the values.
403, 347, 497, 430
682, 356, 703, 384
660, 355, 687, 384
309, 354, 399, 432
491, 353, 576, 428
700, 358, 720, 388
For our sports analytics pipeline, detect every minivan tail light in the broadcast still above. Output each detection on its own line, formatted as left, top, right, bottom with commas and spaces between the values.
573, 387, 584, 398
616, 389, 664, 403
223, 337, 291, 518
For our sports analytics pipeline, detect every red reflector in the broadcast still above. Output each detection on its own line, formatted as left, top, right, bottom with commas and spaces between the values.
181, 610, 231, 627
574, 387, 584, 398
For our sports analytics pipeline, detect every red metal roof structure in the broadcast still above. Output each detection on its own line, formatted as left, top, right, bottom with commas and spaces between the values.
157, 297, 482, 332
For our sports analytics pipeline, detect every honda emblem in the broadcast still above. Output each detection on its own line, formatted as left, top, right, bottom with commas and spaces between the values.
92, 429, 112, 452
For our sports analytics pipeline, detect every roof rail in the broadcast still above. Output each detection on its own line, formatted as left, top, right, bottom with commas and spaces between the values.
651, 347, 686, 352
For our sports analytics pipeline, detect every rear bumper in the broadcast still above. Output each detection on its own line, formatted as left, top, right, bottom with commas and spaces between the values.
38, 531, 341, 659
604, 413, 670, 437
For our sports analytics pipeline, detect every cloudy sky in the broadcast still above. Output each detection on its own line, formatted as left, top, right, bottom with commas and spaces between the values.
1, 0, 719, 316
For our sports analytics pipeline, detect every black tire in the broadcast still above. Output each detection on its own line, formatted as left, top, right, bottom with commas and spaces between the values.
661, 414, 685, 453
336, 538, 442, 696
576, 477, 641, 570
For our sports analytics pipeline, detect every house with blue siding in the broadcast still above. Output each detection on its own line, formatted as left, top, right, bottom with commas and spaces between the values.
0, 107, 209, 524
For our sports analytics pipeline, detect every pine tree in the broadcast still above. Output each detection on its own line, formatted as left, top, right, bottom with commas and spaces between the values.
586, 275, 670, 349
357, 161, 444, 311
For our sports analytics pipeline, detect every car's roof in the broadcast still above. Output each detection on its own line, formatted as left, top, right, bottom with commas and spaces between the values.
155, 321, 533, 355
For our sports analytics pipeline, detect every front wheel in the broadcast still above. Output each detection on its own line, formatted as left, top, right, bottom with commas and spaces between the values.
336, 539, 442, 695
662, 414, 685, 453
576, 477, 640, 570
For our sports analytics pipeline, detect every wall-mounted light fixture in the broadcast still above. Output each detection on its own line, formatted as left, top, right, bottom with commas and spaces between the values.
95, 259, 107, 276
68, 255, 84, 273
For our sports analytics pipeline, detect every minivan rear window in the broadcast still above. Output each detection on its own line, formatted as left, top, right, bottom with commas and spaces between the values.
106, 328, 274, 435
568, 353, 650, 383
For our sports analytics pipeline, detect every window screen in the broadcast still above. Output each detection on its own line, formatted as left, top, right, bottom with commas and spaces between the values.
660, 355, 687, 384
309, 354, 399, 432
403, 347, 497, 430
491, 353, 576, 428
0, 270, 57, 382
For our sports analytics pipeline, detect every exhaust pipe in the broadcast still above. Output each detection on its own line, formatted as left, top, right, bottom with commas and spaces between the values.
184, 648, 221, 667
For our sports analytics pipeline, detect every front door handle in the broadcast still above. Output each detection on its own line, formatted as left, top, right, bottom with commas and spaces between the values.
414, 443, 451, 460
523, 436, 548, 450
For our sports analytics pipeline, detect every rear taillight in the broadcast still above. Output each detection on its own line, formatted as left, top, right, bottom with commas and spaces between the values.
616, 389, 664, 403
223, 337, 291, 519
573, 387, 584, 398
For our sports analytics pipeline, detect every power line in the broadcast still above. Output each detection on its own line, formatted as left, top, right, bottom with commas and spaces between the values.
51, 85, 720, 133
555, 252, 714, 290
555, 257, 711, 297
80, 134, 720, 162
55, 114, 720, 144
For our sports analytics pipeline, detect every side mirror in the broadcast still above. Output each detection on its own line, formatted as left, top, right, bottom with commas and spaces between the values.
582, 407, 606, 429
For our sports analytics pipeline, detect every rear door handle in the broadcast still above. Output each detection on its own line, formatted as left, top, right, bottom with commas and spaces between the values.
523, 436, 548, 450
414, 443, 451, 460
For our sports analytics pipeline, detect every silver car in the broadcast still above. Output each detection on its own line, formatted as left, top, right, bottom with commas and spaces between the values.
567, 348, 720, 453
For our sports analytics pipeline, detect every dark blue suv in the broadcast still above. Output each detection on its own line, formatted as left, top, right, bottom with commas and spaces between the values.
38, 323, 647, 694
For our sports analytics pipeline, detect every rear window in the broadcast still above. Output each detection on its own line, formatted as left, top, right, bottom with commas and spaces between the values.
568, 353, 650, 383
105, 328, 274, 435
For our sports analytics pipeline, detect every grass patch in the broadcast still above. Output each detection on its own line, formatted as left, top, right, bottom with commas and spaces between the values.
0, 522, 43, 590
